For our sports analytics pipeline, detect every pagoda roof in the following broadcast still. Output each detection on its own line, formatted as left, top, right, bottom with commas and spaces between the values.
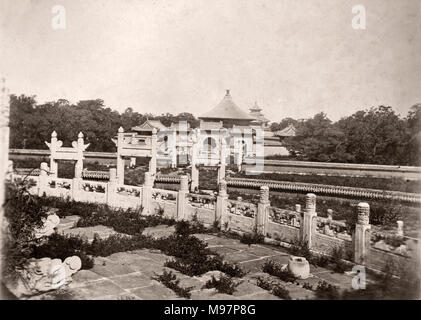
131, 119, 167, 131
199, 90, 254, 121
274, 124, 296, 137
249, 102, 270, 123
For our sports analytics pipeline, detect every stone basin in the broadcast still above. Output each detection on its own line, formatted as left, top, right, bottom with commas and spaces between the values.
287, 256, 310, 279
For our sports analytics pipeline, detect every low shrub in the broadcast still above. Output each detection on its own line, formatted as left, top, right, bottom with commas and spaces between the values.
240, 232, 264, 246
256, 277, 273, 291
289, 239, 312, 260
154, 270, 192, 299
256, 277, 291, 299
76, 205, 176, 235
31, 233, 94, 269
302, 282, 313, 290
271, 284, 292, 300
262, 260, 296, 283
4, 181, 50, 278
315, 281, 341, 300
204, 275, 238, 295
329, 247, 347, 273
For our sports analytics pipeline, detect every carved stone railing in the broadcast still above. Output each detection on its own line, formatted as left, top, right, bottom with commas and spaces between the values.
370, 227, 418, 257
226, 177, 421, 204
186, 193, 216, 209
82, 170, 109, 180
315, 216, 352, 241
80, 181, 107, 193
226, 199, 257, 218
151, 188, 178, 203
47, 177, 72, 190
14, 168, 41, 176
116, 185, 142, 197
155, 174, 181, 184
267, 207, 301, 228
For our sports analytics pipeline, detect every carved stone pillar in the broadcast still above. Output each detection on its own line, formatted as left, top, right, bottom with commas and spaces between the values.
302, 193, 317, 247
354, 202, 371, 264
257, 186, 270, 235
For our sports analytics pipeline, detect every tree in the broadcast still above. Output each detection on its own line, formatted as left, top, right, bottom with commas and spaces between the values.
406, 104, 421, 165
337, 106, 408, 165
283, 113, 350, 162
270, 117, 298, 132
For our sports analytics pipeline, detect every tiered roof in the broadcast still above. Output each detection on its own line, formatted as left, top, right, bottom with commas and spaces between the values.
199, 90, 254, 121
131, 119, 167, 131
274, 124, 296, 137
249, 102, 270, 124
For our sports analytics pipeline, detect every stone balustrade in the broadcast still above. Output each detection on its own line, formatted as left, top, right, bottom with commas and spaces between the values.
226, 177, 421, 204
8, 161, 419, 273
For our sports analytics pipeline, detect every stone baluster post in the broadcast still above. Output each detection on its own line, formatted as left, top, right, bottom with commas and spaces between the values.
216, 179, 228, 229
327, 209, 333, 222
38, 162, 49, 197
396, 220, 404, 237
217, 135, 227, 185
190, 138, 199, 192
354, 203, 371, 265
6, 160, 13, 181
107, 168, 117, 207
301, 193, 317, 247
74, 132, 84, 179
142, 172, 153, 215
149, 128, 157, 175
171, 129, 177, 168
256, 186, 270, 236
49, 131, 58, 178
116, 127, 125, 185
189, 129, 200, 192
177, 175, 189, 220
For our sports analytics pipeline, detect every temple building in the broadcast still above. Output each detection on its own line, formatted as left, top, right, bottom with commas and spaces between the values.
198, 90, 254, 130
248, 102, 270, 129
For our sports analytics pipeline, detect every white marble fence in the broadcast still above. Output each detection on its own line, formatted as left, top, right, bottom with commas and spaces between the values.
9, 161, 420, 274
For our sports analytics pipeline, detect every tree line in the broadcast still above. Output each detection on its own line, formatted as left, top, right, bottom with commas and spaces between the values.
8, 95, 199, 152
271, 105, 421, 165
8, 94, 421, 165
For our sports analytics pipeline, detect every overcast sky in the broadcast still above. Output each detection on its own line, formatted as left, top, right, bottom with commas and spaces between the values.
1, 0, 420, 121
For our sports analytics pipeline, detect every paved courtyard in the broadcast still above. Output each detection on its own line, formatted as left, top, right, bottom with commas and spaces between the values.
29, 221, 363, 300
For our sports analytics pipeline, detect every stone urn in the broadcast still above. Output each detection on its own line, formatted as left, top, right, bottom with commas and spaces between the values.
287, 256, 310, 279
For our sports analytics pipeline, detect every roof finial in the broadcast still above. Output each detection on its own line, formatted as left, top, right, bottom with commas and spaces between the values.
226, 89, 230, 96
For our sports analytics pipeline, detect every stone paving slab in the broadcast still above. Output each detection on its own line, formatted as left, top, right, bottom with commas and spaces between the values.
76, 279, 126, 299
28, 226, 363, 300
110, 272, 154, 289
61, 225, 118, 242
143, 225, 176, 239
129, 282, 181, 300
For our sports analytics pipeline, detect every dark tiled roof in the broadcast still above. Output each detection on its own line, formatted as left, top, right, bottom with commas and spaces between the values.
199, 90, 254, 121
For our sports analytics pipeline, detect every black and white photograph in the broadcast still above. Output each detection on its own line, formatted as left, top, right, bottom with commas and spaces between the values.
0, 0, 420, 306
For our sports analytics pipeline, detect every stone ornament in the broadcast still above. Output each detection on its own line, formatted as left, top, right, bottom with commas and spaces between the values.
286, 256, 311, 279
305, 193, 316, 212
259, 186, 270, 204
34, 214, 60, 239
13, 256, 82, 297
357, 202, 370, 225
218, 179, 227, 197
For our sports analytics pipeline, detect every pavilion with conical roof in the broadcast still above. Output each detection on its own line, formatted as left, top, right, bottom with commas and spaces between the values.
199, 90, 254, 129
249, 102, 270, 129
